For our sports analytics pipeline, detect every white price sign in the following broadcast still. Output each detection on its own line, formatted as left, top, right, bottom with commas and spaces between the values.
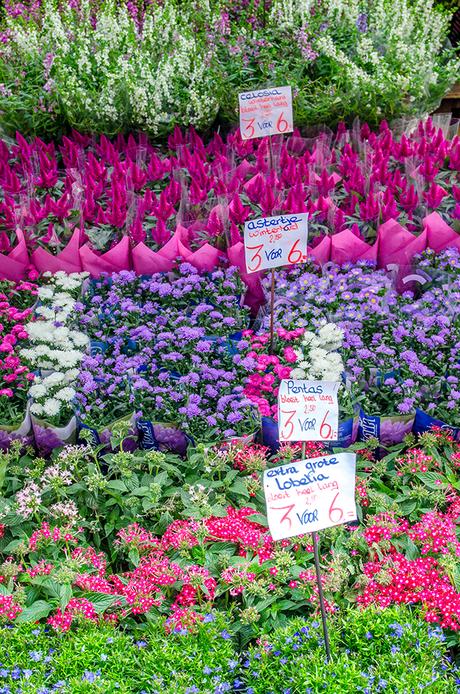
278, 379, 339, 442
238, 86, 293, 140
264, 452, 357, 541
244, 213, 308, 274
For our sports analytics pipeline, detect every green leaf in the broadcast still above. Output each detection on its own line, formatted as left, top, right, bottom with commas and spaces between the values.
0, 458, 6, 490
451, 565, 460, 593
246, 512, 267, 525
59, 583, 72, 610
31, 578, 61, 599
416, 471, 447, 490
229, 478, 250, 499
128, 548, 140, 567
153, 471, 169, 486
3, 538, 26, 552
131, 486, 150, 497
106, 480, 128, 492
398, 499, 417, 515
15, 600, 53, 623
86, 593, 121, 614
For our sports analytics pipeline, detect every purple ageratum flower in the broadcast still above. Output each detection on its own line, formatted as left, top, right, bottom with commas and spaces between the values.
356, 13, 368, 32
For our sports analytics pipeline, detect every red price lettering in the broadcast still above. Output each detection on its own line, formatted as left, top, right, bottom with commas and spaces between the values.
328, 492, 344, 524
320, 410, 333, 440
271, 503, 295, 529
276, 111, 289, 134
243, 117, 255, 138
280, 409, 296, 440
287, 238, 304, 264
246, 244, 264, 272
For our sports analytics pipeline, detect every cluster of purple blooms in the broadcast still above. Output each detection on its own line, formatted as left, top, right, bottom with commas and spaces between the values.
268, 253, 460, 426
74, 264, 256, 442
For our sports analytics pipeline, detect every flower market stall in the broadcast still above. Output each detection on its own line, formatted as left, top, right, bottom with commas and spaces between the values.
1, 0, 460, 691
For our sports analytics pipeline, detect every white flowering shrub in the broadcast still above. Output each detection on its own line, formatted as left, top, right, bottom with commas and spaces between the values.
0, 0, 219, 137
0, 0, 456, 135
218, 0, 459, 128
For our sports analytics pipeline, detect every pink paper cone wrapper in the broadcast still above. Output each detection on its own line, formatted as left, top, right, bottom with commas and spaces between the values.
377, 219, 423, 268
0, 254, 27, 280
0, 228, 29, 280
423, 212, 459, 252
359, 237, 379, 263
158, 226, 191, 262
9, 229, 29, 264
132, 242, 174, 273
80, 236, 131, 278
187, 243, 221, 272
331, 229, 374, 264
310, 236, 331, 264
31, 227, 82, 274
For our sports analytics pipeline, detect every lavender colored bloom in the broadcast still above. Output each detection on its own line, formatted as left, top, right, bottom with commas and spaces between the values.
356, 13, 368, 32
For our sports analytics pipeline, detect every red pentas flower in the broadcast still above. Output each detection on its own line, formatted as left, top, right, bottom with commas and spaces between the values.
427, 426, 455, 443
160, 519, 201, 551
356, 477, 369, 507
29, 522, 80, 551
164, 607, 204, 633
47, 598, 98, 632
205, 507, 270, 559
407, 512, 460, 556
0, 594, 22, 622
27, 561, 53, 578
357, 553, 460, 631
450, 451, 460, 469
395, 448, 439, 476
116, 523, 160, 553
272, 441, 323, 463
363, 512, 409, 546
72, 546, 107, 576
233, 443, 269, 472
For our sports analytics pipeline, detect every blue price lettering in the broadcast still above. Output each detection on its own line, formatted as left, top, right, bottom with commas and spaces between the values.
296, 508, 319, 526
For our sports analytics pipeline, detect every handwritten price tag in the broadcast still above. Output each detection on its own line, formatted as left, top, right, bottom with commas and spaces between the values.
244, 213, 308, 274
238, 86, 293, 141
264, 452, 357, 541
278, 379, 339, 442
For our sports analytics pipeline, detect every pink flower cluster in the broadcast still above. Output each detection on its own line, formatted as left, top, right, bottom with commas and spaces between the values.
115, 522, 159, 553
29, 521, 80, 551
0, 594, 22, 621
395, 448, 440, 476
358, 554, 460, 632
47, 597, 98, 631
241, 328, 302, 418
2, 118, 460, 279
0, 286, 36, 399
363, 510, 460, 557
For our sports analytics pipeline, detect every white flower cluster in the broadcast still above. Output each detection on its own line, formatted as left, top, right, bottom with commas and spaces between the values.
21, 272, 89, 423
270, 0, 459, 117
15, 463, 77, 521
4, 0, 219, 135
29, 371, 77, 419
291, 323, 345, 382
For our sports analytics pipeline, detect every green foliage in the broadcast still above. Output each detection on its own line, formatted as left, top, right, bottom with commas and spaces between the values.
1, 607, 458, 693
0, 614, 238, 693
242, 606, 459, 694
